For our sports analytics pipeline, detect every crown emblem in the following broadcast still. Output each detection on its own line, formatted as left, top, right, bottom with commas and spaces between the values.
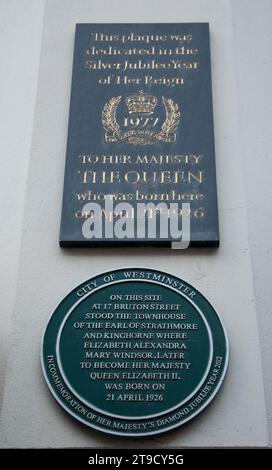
125, 90, 158, 115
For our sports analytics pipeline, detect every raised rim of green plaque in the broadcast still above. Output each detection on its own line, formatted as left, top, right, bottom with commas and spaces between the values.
41, 268, 229, 437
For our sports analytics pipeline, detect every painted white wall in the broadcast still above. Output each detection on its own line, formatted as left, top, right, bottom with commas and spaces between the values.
0, 0, 271, 447
231, 0, 272, 443
0, 0, 45, 404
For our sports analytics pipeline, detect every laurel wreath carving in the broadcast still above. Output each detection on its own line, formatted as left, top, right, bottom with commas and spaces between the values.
102, 95, 181, 143
102, 96, 122, 134
161, 97, 181, 134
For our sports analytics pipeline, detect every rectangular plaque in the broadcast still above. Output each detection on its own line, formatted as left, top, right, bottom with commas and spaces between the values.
60, 23, 219, 247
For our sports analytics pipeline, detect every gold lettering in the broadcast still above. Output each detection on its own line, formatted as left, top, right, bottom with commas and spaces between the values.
188, 171, 203, 184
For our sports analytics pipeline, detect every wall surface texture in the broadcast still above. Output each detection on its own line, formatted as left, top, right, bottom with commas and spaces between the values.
0, 0, 271, 448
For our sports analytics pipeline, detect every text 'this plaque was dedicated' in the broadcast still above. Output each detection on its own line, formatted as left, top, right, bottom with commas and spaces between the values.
60, 24, 219, 247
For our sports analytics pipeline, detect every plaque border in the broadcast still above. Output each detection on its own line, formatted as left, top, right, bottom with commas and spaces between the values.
41, 268, 229, 437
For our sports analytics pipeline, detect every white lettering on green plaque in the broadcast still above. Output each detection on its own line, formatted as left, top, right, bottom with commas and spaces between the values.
41, 269, 228, 436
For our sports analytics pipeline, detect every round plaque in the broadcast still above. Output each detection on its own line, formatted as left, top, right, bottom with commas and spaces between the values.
41, 269, 229, 436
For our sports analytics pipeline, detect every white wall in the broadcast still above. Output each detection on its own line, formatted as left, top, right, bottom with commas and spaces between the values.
0, 0, 271, 447
0, 0, 45, 403
231, 0, 272, 443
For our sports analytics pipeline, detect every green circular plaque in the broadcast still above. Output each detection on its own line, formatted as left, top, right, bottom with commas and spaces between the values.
41, 269, 229, 436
